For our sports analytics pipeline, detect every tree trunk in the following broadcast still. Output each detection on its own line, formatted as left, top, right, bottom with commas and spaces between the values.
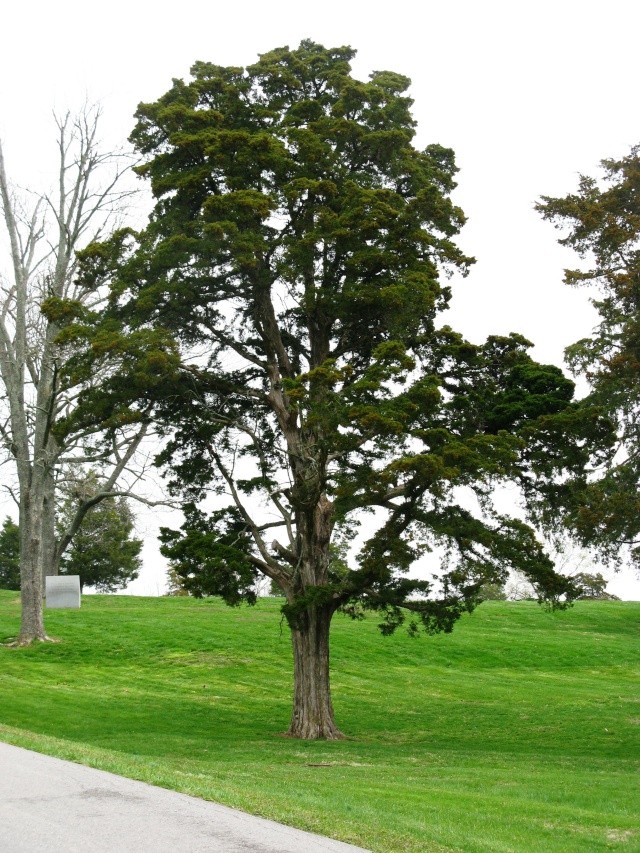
18, 495, 49, 644
287, 603, 344, 739
41, 466, 59, 581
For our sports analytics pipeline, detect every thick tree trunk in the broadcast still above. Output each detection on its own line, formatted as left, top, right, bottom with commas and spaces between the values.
287, 604, 344, 739
18, 495, 49, 644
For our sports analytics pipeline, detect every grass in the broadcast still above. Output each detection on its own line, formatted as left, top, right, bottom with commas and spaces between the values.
0, 593, 638, 852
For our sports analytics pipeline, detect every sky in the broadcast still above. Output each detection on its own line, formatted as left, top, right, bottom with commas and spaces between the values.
1, 0, 640, 597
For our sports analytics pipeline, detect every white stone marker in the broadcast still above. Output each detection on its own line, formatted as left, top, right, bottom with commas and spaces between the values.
45, 575, 81, 609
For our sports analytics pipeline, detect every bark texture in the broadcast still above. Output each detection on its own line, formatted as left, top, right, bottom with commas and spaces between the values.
17, 496, 49, 643
287, 604, 344, 739
0, 112, 148, 643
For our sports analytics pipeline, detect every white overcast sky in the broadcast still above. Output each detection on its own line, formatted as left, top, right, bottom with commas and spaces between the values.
1, 0, 639, 597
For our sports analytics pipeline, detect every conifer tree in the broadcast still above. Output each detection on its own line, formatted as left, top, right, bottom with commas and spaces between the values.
538, 147, 640, 568
70, 42, 607, 737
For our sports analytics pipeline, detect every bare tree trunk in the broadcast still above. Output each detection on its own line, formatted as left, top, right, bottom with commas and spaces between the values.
41, 466, 58, 580
0, 111, 145, 643
287, 603, 344, 739
18, 491, 49, 644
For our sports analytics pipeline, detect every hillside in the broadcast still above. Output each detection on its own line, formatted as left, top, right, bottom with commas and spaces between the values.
0, 593, 638, 852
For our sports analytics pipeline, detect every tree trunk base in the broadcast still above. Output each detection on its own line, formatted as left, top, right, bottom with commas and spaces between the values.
6, 634, 57, 648
284, 723, 346, 740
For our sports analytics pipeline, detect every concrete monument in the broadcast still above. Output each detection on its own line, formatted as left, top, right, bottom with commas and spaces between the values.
45, 575, 81, 609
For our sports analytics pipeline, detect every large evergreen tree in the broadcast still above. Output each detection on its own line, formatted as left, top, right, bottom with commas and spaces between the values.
68, 42, 607, 738
538, 147, 640, 568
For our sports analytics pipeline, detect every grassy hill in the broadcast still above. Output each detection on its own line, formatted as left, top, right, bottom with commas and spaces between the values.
0, 592, 638, 852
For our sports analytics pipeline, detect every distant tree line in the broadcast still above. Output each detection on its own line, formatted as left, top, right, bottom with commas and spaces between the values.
479, 572, 618, 602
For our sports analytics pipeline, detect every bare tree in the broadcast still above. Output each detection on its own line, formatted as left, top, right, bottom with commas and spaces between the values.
0, 108, 153, 644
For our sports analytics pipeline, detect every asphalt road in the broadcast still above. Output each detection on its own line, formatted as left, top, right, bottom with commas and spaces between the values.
0, 742, 370, 852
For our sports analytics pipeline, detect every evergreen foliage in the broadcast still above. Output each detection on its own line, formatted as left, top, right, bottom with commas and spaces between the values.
538, 148, 640, 568
0, 518, 20, 591
478, 580, 507, 600
63, 42, 611, 735
573, 572, 619, 601
57, 474, 142, 592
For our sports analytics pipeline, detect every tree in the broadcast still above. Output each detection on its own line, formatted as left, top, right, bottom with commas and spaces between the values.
165, 566, 190, 595
572, 572, 619, 601
0, 517, 20, 590
70, 42, 605, 738
0, 109, 154, 644
505, 572, 537, 601
0, 485, 142, 594
537, 147, 640, 568
478, 581, 507, 601
57, 471, 142, 592
505, 541, 612, 601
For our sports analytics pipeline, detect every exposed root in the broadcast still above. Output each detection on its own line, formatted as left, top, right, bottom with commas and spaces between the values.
281, 727, 347, 741
4, 634, 58, 648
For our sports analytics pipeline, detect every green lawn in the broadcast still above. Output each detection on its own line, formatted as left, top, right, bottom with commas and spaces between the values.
0, 593, 638, 852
